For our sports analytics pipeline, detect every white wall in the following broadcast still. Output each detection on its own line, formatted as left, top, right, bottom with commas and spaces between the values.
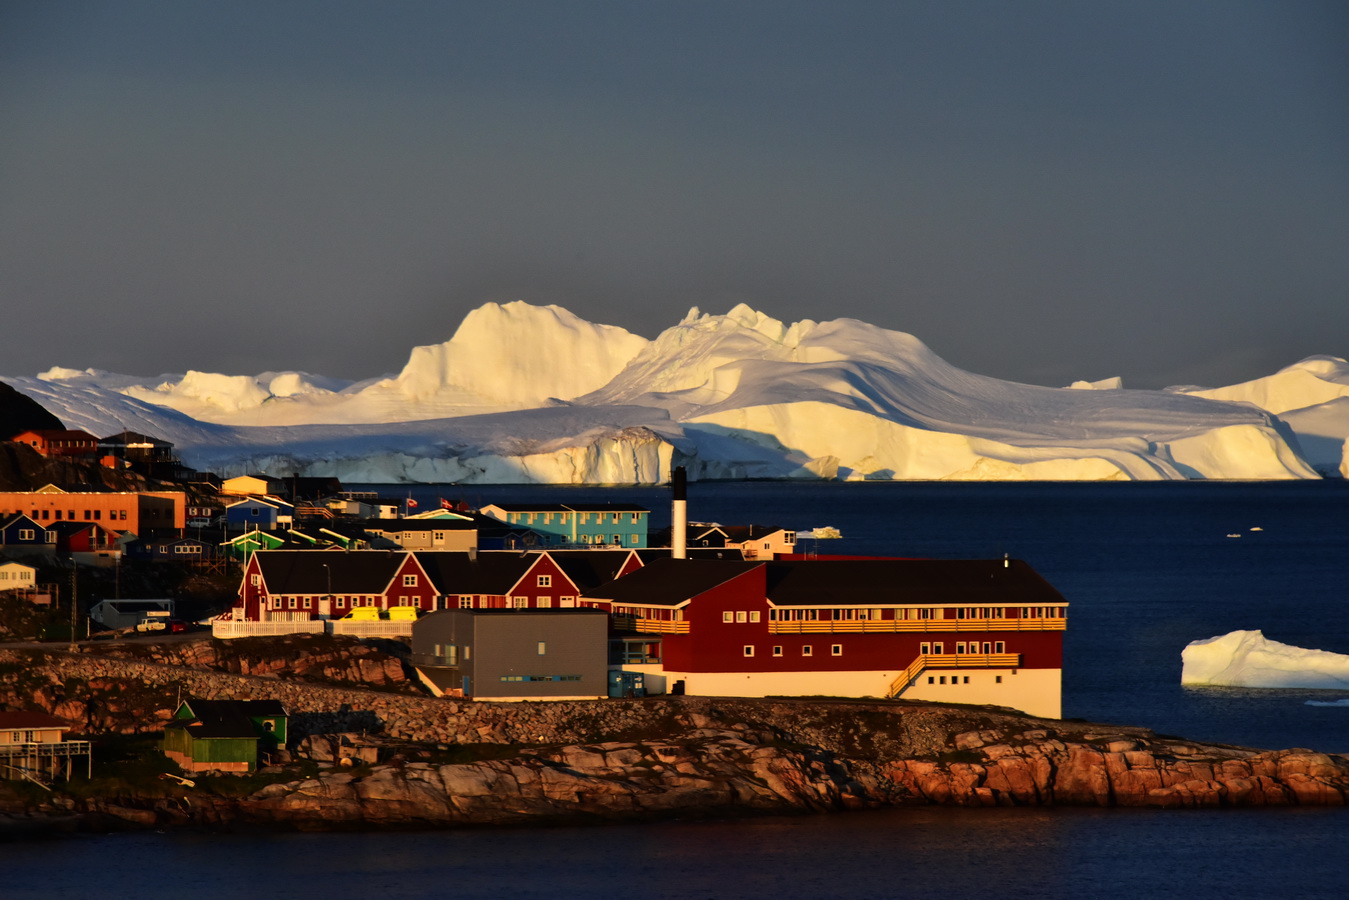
657, 666, 1062, 719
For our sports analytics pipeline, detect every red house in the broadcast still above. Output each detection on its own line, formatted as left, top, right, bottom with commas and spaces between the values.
9, 429, 99, 459
583, 557, 1067, 719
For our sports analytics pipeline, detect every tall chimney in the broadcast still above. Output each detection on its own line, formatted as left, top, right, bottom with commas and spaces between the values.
671, 466, 687, 560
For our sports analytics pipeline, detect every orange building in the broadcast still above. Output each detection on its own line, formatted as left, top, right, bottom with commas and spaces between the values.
0, 486, 187, 534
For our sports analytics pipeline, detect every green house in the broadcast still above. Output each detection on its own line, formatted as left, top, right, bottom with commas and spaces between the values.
162, 699, 288, 773
220, 529, 287, 562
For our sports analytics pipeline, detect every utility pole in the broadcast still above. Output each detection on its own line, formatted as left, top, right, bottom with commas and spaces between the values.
68, 564, 77, 651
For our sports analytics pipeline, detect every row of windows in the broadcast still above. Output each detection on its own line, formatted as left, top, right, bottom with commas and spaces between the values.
744, 644, 842, 657
723, 610, 762, 623
499, 674, 582, 682
766, 607, 1062, 621
512, 512, 642, 525
919, 641, 1007, 654
927, 675, 1004, 685
21, 508, 128, 522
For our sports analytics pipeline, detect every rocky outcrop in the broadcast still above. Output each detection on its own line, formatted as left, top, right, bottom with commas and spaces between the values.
80, 635, 413, 692
882, 727, 1348, 808
2, 642, 1347, 832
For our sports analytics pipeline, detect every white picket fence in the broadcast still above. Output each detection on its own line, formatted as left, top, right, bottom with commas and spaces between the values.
211, 618, 411, 639
211, 620, 325, 639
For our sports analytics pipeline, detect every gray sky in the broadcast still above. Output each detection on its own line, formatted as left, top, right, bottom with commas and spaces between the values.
2, 0, 1346, 390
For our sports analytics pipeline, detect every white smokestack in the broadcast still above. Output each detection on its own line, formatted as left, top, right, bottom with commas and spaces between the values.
672, 466, 687, 560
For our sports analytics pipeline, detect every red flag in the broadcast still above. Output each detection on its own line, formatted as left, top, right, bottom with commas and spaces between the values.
440, 498, 453, 509
406, 498, 418, 509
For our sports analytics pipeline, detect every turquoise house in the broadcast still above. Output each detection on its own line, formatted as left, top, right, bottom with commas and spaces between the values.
479, 503, 649, 548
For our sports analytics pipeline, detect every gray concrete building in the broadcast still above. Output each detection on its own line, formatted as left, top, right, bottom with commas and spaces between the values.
411, 608, 608, 700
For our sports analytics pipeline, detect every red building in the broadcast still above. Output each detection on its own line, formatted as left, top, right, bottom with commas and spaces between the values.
583, 557, 1067, 719
230, 549, 648, 621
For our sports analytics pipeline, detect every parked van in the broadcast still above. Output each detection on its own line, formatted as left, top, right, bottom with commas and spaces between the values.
342, 607, 381, 621
386, 607, 421, 622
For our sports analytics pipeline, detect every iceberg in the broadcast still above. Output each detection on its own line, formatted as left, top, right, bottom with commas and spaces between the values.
1181, 630, 1349, 689
0, 302, 1337, 484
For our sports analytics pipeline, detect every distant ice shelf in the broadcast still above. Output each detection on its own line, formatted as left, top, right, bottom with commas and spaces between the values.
1181, 630, 1349, 689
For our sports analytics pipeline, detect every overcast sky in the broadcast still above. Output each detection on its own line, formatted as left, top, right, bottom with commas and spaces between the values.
2, 1, 1346, 389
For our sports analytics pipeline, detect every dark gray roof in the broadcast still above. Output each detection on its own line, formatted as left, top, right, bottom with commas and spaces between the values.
545, 550, 635, 591
169, 699, 286, 739
415, 551, 538, 595
582, 557, 762, 607
255, 550, 406, 594
762, 559, 1068, 607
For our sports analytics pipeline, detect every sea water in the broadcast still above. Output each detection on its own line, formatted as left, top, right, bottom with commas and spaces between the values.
5, 482, 1348, 898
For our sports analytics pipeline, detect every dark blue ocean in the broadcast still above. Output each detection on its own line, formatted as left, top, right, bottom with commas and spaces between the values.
7, 482, 1349, 898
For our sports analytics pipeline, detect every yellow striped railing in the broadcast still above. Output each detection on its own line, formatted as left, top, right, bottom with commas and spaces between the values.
611, 615, 690, 634
769, 617, 1065, 635
887, 652, 1022, 698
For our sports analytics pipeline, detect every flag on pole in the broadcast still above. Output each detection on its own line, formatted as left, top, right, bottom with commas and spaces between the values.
406, 497, 418, 509
440, 498, 454, 510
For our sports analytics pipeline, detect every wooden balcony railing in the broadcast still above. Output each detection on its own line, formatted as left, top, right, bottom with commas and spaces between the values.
769, 617, 1065, 635
888, 652, 1022, 698
610, 615, 689, 634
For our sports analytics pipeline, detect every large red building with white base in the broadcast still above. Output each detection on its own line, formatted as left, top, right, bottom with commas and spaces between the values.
584, 556, 1067, 719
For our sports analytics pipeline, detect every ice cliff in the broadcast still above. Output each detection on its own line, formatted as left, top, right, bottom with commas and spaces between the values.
2, 302, 1343, 484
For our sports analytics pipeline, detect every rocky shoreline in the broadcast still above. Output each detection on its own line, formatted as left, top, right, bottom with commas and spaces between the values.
1, 641, 1347, 836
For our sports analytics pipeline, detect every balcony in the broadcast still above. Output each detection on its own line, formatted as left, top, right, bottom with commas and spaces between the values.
768, 616, 1065, 635
610, 615, 689, 634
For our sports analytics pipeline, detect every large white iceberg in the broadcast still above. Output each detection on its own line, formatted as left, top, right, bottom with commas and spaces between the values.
0, 302, 1340, 483
1181, 630, 1349, 689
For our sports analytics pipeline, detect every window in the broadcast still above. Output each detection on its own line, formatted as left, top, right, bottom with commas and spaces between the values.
512, 596, 528, 608
723, 611, 734, 623
287, 598, 297, 609
939, 676, 946, 684
537, 597, 551, 608
302, 598, 311, 609
459, 597, 473, 608
772, 646, 783, 657
735, 611, 747, 623
995, 675, 1003, 684
920, 642, 931, 655
749, 611, 761, 623
612, 534, 621, 545
802, 645, 812, 656
831, 644, 843, 656
537, 641, 547, 655
629, 534, 638, 545
18, 529, 34, 541
537, 575, 551, 587
612, 513, 620, 523
927, 676, 934, 684
403, 574, 418, 587
743, 645, 755, 657
956, 642, 967, 654
995, 641, 1005, 654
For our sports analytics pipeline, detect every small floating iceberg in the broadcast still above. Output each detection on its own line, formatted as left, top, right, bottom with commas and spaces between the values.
1181, 630, 1349, 689
800, 526, 842, 539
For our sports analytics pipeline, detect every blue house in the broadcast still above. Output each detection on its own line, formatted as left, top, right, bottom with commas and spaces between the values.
478, 503, 649, 548
0, 513, 57, 557
225, 497, 294, 531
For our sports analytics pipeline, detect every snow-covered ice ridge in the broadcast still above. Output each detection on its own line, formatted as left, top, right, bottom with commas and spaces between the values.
4, 302, 1347, 484
1181, 630, 1349, 690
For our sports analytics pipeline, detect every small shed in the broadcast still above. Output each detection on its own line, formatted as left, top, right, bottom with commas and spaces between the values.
162, 699, 289, 773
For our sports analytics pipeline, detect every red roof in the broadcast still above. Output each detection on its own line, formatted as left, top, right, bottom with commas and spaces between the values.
0, 710, 69, 730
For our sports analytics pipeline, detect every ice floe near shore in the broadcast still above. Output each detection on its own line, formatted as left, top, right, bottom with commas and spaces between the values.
1181, 630, 1349, 689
